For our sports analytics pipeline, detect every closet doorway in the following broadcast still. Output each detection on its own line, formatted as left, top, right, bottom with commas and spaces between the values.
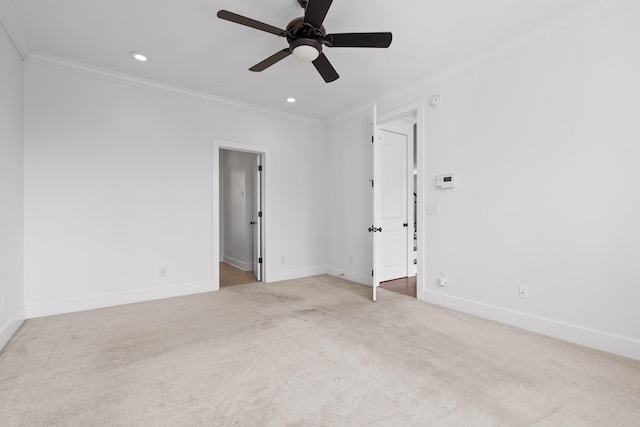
371, 101, 424, 301
218, 148, 263, 288
376, 119, 418, 298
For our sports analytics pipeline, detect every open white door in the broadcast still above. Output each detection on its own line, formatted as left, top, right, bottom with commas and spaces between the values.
252, 155, 262, 281
372, 106, 381, 301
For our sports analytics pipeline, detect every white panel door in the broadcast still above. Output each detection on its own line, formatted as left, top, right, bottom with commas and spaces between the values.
372, 106, 380, 301
377, 128, 408, 282
252, 155, 262, 281
373, 106, 409, 301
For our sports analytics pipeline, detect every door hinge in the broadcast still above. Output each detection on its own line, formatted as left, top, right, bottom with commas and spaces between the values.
371, 179, 374, 188
371, 136, 374, 143
372, 270, 374, 277
258, 165, 262, 172
258, 211, 262, 217
258, 257, 263, 264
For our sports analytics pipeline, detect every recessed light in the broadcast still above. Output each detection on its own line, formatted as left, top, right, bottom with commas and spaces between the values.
129, 51, 148, 62
287, 97, 296, 103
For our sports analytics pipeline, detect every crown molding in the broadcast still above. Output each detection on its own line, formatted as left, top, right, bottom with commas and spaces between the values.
25, 52, 325, 128
6, 0, 638, 127
0, 0, 31, 58
326, 0, 640, 125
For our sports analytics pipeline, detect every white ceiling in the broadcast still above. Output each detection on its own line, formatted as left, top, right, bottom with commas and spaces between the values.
3, 0, 607, 121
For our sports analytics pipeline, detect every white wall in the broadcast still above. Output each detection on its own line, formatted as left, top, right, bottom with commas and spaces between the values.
220, 149, 255, 271
326, 4, 640, 360
0, 20, 25, 350
23, 61, 326, 317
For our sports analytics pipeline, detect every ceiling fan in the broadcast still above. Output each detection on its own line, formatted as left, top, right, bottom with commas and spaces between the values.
217, 0, 392, 83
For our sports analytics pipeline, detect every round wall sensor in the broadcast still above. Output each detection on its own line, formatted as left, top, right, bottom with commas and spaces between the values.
430, 95, 441, 106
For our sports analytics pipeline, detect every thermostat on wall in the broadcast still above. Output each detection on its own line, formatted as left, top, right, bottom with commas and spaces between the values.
436, 174, 455, 189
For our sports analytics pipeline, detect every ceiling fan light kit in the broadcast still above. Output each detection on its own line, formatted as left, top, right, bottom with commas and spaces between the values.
217, 0, 392, 83
290, 38, 322, 62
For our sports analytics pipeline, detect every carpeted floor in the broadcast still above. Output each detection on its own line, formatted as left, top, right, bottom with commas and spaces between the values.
1, 275, 639, 426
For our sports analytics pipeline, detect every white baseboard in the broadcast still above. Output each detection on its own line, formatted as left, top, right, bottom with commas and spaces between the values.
26, 280, 215, 319
222, 256, 253, 272
326, 266, 372, 287
0, 306, 26, 351
267, 266, 327, 283
424, 290, 640, 361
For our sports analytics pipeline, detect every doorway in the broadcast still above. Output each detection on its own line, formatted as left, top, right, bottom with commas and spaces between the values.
218, 149, 262, 287
212, 140, 269, 291
371, 102, 425, 301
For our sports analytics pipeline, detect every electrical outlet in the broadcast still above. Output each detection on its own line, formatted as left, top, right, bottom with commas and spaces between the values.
159, 267, 168, 277
439, 272, 447, 287
349, 256, 353, 265
280, 257, 285, 264
519, 286, 529, 299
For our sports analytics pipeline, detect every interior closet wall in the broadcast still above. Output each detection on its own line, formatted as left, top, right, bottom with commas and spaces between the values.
220, 149, 256, 271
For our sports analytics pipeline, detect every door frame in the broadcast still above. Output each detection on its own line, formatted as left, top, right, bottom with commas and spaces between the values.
375, 100, 425, 302
212, 139, 270, 290
252, 154, 263, 281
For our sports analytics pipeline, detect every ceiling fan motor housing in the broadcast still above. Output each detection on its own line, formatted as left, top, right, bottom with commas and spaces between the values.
286, 17, 326, 60
286, 17, 325, 43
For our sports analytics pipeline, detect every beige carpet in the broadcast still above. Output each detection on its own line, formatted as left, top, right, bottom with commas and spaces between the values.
1, 275, 639, 426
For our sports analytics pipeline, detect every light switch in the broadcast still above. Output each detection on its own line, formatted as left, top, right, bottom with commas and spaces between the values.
426, 203, 440, 215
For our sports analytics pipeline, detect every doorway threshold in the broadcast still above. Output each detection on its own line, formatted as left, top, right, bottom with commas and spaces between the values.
379, 276, 417, 298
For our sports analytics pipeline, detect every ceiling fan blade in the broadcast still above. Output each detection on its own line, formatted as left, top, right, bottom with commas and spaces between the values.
304, 0, 334, 29
312, 53, 339, 83
324, 32, 393, 48
217, 10, 285, 36
249, 49, 292, 72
